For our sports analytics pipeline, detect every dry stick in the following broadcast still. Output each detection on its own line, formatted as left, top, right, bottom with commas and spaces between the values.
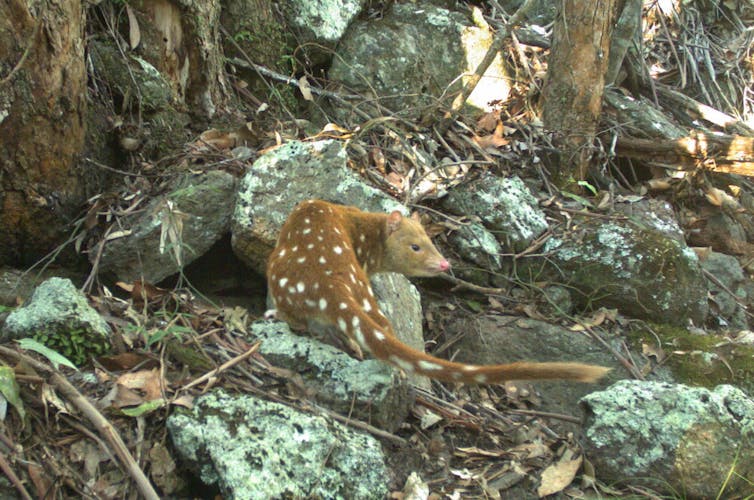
0, 346, 160, 500
0, 450, 33, 500
179, 342, 260, 392
437, 0, 537, 133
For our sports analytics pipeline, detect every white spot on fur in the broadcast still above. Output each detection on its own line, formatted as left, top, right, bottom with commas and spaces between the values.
351, 316, 360, 328
319, 298, 327, 311
474, 374, 488, 383
302, 228, 311, 235
367, 286, 374, 297
278, 248, 286, 257
317, 235, 324, 241
296, 282, 305, 293
337, 317, 347, 332
278, 278, 288, 287
349, 273, 356, 284
462, 365, 480, 371
291, 245, 299, 252
417, 360, 443, 371
297, 257, 306, 264
362, 299, 372, 312
287, 286, 296, 294
353, 328, 366, 348
333, 246, 343, 255
339, 302, 348, 310
389, 356, 415, 373
319, 256, 326, 264
359, 234, 365, 242
373, 329, 385, 341
304, 218, 310, 224
305, 299, 316, 308
306, 243, 314, 249
334, 227, 341, 235
313, 282, 319, 290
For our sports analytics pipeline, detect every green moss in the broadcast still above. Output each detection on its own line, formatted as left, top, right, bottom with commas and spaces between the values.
629, 323, 754, 394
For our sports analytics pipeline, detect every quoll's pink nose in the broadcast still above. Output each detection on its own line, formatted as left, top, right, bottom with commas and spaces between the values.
439, 259, 450, 272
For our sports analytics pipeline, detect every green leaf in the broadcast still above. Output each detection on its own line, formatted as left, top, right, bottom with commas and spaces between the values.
0, 366, 25, 422
17, 338, 79, 371
121, 398, 166, 417
562, 191, 594, 208
466, 300, 483, 312
577, 180, 598, 196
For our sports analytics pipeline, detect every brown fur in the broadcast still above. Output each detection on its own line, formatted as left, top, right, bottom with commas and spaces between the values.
267, 199, 610, 384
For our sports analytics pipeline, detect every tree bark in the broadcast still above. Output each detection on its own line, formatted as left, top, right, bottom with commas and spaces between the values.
0, 0, 87, 265
542, 0, 617, 189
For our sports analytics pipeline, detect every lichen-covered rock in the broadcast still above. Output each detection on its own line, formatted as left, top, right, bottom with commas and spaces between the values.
1, 278, 110, 365
581, 381, 754, 499
231, 139, 404, 274
283, 0, 365, 47
167, 390, 389, 500
700, 251, 748, 329
328, 3, 507, 118
97, 170, 237, 283
250, 321, 413, 432
541, 218, 707, 325
442, 174, 548, 251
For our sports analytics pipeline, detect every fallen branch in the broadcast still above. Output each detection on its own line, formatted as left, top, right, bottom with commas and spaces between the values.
616, 132, 754, 177
0, 345, 160, 500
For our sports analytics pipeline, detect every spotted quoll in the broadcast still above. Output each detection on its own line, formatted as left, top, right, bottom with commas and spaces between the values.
266, 199, 610, 383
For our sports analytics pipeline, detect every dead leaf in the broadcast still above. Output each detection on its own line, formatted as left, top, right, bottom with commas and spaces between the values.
171, 394, 194, 409
126, 5, 141, 49
149, 442, 182, 494
116, 368, 162, 401
641, 342, 665, 361
476, 111, 499, 132
223, 306, 249, 334
298, 76, 313, 101
537, 454, 582, 497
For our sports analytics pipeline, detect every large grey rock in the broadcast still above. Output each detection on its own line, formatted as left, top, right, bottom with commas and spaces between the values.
447, 315, 632, 419
540, 217, 708, 326
231, 139, 404, 274
581, 381, 754, 499
167, 390, 389, 500
442, 174, 548, 252
328, 3, 507, 118
250, 321, 412, 432
97, 170, 237, 283
283, 0, 365, 45
2, 278, 110, 365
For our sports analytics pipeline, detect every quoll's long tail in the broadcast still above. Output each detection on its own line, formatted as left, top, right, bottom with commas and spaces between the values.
343, 296, 610, 384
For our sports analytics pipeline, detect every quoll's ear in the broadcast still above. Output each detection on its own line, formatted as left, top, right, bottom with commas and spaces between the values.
387, 210, 403, 234
410, 211, 421, 222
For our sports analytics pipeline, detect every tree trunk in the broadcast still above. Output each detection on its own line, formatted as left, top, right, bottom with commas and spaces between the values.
0, 0, 87, 265
542, 0, 617, 189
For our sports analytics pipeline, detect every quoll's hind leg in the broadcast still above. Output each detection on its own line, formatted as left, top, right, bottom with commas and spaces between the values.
306, 321, 365, 360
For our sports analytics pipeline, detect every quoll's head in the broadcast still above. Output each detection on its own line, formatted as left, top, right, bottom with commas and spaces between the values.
382, 211, 450, 277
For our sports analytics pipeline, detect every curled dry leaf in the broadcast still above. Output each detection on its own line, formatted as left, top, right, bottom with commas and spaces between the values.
537, 453, 582, 497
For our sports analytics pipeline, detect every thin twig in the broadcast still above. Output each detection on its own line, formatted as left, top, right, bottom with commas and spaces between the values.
178, 342, 260, 392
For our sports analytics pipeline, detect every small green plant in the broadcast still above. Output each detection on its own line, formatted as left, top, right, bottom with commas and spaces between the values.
32, 326, 109, 366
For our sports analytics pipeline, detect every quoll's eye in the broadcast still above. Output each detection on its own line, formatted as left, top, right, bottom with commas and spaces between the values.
411, 244, 420, 252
